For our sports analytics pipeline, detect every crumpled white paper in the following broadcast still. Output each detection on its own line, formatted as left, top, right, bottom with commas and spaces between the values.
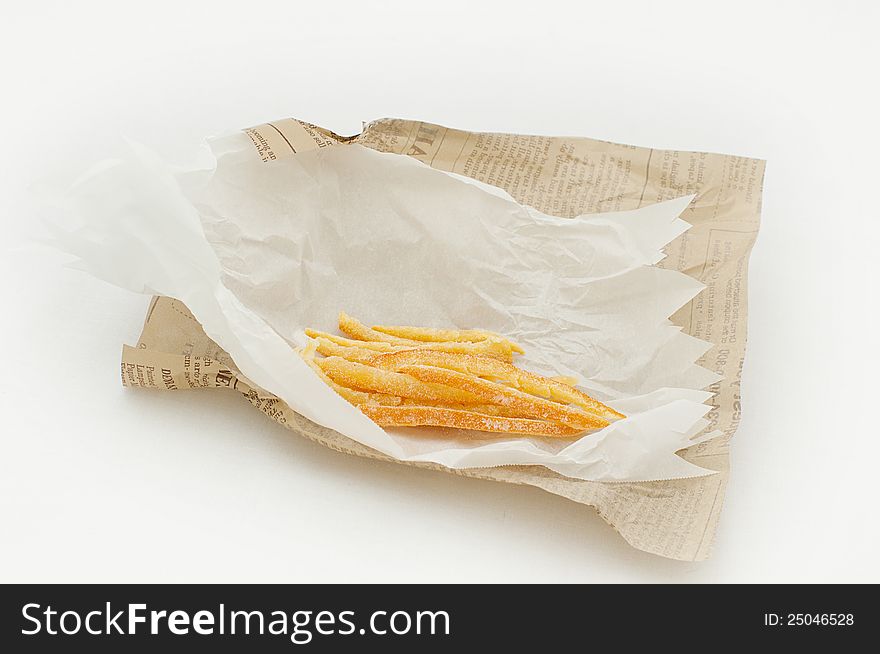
48, 131, 722, 481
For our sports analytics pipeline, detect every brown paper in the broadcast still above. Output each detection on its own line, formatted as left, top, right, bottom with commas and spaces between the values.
121, 117, 763, 560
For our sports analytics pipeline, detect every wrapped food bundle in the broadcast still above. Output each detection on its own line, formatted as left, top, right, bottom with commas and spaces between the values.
53, 117, 764, 560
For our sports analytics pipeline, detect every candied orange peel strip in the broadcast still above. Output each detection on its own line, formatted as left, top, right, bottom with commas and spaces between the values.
316, 356, 480, 405
306, 330, 403, 352
372, 350, 623, 422
358, 405, 581, 438
307, 327, 512, 361
335, 313, 514, 361
395, 364, 609, 430
299, 344, 400, 407
397, 398, 536, 419
312, 337, 379, 364
371, 323, 525, 354
338, 312, 412, 345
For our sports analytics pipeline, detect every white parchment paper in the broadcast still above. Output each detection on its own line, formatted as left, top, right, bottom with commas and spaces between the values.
49, 133, 722, 481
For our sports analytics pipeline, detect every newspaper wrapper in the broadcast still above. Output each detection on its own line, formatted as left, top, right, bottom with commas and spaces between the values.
68, 118, 765, 559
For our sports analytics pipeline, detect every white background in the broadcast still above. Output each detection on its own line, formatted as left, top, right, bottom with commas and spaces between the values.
1, 0, 878, 583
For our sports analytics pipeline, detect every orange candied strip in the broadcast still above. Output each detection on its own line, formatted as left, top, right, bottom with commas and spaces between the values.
336, 313, 514, 361
396, 364, 609, 431
312, 337, 380, 364
373, 350, 623, 421
338, 312, 413, 344
358, 405, 582, 438
301, 348, 400, 407
316, 356, 479, 405
371, 323, 525, 354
